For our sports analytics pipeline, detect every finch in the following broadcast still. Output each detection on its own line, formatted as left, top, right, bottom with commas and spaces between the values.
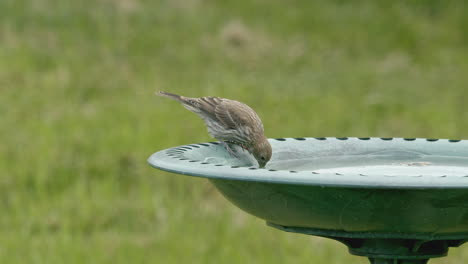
157, 91, 272, 168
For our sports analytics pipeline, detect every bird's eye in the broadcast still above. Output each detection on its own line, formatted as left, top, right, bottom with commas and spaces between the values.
261, 156, 265, 160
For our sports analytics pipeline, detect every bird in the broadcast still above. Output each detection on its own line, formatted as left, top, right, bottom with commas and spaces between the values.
157, 91, 272, 168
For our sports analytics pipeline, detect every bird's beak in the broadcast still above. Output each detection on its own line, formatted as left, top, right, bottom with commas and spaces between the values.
259, 161, 266, 169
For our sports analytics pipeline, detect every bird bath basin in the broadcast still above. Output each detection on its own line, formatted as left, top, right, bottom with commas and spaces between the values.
148, 137, 468, 264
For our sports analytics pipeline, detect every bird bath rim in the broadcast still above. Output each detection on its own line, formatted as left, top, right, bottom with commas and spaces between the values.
147, 137, 468, 189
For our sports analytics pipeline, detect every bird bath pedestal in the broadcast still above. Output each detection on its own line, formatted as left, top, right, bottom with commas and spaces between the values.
148, 137, 468, 264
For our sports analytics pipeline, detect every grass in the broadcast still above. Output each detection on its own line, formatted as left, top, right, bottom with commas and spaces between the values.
1, 0, 468, 263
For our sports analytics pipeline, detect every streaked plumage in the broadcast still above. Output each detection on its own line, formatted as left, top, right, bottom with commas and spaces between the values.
157, 91, 272, 168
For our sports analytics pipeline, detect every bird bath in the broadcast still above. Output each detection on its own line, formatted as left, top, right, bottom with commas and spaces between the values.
148, 137, 468, 264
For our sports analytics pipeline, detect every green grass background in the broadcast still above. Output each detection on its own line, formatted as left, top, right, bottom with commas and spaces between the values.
2, 0, 468, 263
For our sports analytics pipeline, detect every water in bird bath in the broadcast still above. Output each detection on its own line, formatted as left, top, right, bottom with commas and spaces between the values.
268, 152, 468, 176
203, 144, 259, 167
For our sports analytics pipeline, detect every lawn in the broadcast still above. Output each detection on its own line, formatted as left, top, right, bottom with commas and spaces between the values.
1, 0, 468, 263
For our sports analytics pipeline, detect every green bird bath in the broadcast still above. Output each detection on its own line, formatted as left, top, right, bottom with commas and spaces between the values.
148, 137, 468, 264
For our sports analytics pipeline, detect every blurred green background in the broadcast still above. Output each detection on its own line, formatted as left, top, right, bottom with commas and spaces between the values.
2, 0, 468, 263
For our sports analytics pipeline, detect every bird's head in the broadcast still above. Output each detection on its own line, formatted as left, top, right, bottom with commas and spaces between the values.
251, 137, 272, 168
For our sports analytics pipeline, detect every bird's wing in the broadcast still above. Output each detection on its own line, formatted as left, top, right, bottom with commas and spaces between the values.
174, 96, 221, 120
159, 93, 264, 133
214, 100, 264, 132
189, 97, 223, 119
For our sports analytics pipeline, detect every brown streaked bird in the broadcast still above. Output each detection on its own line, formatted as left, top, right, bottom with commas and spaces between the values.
157, 91, 272, 168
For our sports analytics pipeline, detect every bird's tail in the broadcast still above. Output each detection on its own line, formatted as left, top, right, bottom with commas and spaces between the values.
157, 91, 202, 113
156, 91, 185, 102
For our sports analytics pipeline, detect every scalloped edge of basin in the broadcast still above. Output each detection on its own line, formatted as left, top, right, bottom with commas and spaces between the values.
148, 137, 468, 189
